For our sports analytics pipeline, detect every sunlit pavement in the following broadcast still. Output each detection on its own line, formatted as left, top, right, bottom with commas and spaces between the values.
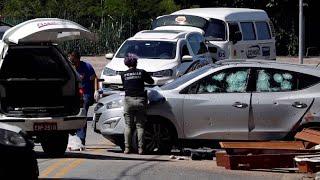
34, 121, 311, 180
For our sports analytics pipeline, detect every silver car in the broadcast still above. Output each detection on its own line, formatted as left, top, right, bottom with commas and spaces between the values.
93, 60, 320, 153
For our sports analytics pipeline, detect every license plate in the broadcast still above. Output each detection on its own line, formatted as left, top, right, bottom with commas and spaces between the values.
33, 123, 58, 131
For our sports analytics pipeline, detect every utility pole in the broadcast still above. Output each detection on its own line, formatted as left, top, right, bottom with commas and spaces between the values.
299, 0, 304, 64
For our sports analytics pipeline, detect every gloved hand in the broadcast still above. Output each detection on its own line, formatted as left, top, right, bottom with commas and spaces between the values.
94, 89, 103, 102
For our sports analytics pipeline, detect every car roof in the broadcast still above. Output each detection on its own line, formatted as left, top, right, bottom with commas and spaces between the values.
171, 8, 269, 22
215, 59, 320, 77
131, 30, 192, 41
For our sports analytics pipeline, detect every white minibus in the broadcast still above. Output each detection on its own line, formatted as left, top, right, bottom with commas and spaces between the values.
152, 8, 276, 61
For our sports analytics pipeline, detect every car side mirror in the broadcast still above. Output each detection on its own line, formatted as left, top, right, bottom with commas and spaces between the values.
181, 55, 193, 63
105, 53, 114, 60
230, 31, 242, 44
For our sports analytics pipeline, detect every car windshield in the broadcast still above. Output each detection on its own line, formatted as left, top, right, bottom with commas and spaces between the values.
115, 40, 176, 59
152, 15, 226, 41
161, 64, 220, 90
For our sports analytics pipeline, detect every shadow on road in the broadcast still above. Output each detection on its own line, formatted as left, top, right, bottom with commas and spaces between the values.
36, 151, 169, 162
40, 179, 97, 180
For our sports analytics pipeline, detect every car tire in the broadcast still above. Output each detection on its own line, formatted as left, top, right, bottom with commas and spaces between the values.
40, 133, 68, 157
132, 121, 174, 154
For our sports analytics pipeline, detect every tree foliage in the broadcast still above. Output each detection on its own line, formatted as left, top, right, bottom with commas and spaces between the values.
0, 0, 318, 56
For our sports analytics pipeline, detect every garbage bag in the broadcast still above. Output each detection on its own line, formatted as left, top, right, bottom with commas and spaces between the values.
147, 89, 165, 105
67, 134, 85, 151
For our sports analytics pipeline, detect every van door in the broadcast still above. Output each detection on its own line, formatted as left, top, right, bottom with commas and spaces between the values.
230, 21, 275, 60
228, 22, 245, 59
254, 21, 276, 60
238, 22, 261, 59
2, 18, 95, 44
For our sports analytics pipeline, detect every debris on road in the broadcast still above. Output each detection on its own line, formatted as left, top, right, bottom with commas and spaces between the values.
216, 128, 320, 174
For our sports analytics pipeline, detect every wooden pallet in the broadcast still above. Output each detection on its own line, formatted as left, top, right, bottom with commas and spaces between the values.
295, 128, 320, 145
295, 154, 320, 173
220, 153, 304, 170
216, 128, 320, 171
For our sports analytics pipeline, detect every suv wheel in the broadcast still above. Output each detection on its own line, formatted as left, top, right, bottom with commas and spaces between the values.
133, 121, 174, 154
40, 133, 68, 157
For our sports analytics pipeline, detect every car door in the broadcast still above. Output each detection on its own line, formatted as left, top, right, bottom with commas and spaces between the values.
182, 67, 251, 140
176, 40, 194, 77
185, 33, 212, 73
250, 68, 314, 140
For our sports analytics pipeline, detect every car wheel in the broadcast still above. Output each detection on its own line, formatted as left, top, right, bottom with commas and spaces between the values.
132, 121, 174, 154
40, 133, 68, 157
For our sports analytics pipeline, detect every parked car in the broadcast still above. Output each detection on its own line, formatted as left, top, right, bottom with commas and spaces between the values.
94, 60, 320, 153
100, 30, 212, 95
0, 18, 95, 156
152, 8, 276, 61
0, 122, 39, 179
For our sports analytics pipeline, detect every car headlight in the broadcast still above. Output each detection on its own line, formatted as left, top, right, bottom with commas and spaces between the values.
0, 129, 26, 147
94, 103, 104, 111
152, 69, 173, 77
103, 67, 117, 76
106, 99, 123, 109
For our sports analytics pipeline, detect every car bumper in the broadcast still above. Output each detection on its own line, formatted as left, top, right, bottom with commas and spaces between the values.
101, 133, 124, 146
0, 108, 87, 132
93, 107, 125, 136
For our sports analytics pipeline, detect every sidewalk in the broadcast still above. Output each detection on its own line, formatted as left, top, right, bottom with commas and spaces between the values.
277, 56, 320, 65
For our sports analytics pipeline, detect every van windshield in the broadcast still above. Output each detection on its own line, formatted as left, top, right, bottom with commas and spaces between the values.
152, 15, 226, 41
116, 40, 176, 59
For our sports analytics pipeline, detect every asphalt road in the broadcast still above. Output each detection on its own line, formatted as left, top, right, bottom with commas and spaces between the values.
35, 121, 312, 180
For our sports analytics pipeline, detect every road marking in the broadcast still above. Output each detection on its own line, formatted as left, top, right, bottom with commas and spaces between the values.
52, 149, 103, 178
40, 149, 104, 178
40, 158, 70, 177
53, 158, 85, 178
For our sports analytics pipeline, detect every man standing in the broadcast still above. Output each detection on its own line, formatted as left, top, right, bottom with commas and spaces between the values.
69, 50, 98, 146
121, 53, 154, 154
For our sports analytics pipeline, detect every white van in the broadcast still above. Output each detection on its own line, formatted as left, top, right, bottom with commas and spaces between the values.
152, 8, 276, 61
100, 30, 212, 94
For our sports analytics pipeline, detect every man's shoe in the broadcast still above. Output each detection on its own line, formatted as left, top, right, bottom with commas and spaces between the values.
124, 148, 130, 154
138, 148, 144, 155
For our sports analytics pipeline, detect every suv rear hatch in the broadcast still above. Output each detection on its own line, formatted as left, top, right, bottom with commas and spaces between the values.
0, 45, 80, 117
0, 18, 95, 117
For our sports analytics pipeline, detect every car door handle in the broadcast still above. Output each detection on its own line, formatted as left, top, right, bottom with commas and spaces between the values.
232, 102, 248, 108
292, 102, 308, 109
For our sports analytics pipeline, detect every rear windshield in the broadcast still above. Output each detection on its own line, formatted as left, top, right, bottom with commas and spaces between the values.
116, 40, 176, 59
0, 46, 69, 79
152, 15, 226, 41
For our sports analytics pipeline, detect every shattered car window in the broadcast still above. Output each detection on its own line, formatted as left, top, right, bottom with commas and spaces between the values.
226, 71, 249, 92
256, 69, 296, 92
196, 68, 250, 94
